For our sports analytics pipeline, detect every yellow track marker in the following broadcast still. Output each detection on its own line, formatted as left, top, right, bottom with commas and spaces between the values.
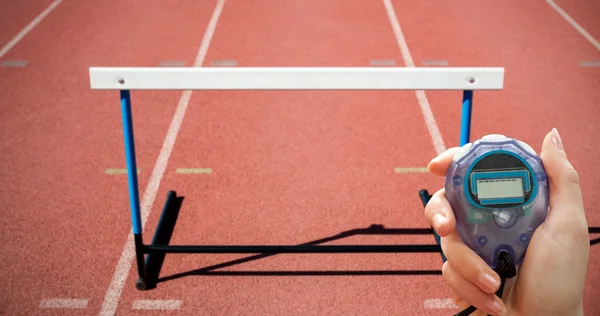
105, 168, 140, 175
175, 168, 213, 174
394, 167, 429, 173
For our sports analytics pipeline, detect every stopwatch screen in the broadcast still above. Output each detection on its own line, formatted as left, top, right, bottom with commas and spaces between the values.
467, 152, 534, 208
476, 178, 524, 199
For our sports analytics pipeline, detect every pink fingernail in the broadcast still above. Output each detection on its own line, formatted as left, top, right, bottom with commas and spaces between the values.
552, 128, 564, 151
487, 297, 506, 314
479, 273, 500, 292
428, 156, 440, 167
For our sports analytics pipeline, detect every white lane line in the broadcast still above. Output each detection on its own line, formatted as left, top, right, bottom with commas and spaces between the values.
382, 0, 446, 155
132, 300, 182, 310
424, 298, 458, 309
546, 0, 600, 52
39, 299, 88, 309
98, 0, 227, 315
0, 0, 63, 59
580, 61, 600, 67
0, 60, 28, 67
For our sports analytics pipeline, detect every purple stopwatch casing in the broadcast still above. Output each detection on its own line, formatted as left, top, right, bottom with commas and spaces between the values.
445, 134, 549, 268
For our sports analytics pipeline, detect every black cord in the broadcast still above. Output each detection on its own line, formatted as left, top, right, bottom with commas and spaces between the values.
454, 305, 478, 316
453, 251, 516, 316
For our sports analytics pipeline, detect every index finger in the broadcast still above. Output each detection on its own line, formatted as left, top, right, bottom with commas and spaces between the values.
428, 147, 460, 177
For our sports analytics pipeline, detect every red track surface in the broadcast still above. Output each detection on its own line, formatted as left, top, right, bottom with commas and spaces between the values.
0, 0, 53, 47
0, 0, 598, 315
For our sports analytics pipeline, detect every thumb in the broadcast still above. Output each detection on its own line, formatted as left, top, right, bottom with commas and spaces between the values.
539, 128, 587, 230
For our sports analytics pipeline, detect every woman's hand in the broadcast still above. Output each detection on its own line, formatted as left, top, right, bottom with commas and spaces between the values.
424, 128, 589, 315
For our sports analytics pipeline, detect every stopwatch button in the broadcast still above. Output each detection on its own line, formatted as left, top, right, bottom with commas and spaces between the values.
517, 140, 537, 155
453, 142, 473, 160
481, 134, 507, 140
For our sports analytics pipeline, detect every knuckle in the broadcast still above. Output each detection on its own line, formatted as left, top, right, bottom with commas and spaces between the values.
571, 221, 591, 244
426, 190, 441, 207
424, 202, 434, 217
424, 189, 445, 217
547, 218, 590, 249
440, 236, 450, 255
441, 261, 452, 279
560, 216, 588, 235
563, 166, 581, 185
442, 261, 463, 292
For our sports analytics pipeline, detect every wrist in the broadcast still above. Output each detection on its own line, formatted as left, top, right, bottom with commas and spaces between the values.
507, 300, 584, 316
534, 303, 584, 316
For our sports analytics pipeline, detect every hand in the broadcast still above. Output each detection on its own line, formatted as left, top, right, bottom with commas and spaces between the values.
424, 128, 589, 316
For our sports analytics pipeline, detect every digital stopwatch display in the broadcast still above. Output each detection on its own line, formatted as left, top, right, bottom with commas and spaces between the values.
467, 152, 534, 209
445, 134, 550, 268
476, 177, 523, 200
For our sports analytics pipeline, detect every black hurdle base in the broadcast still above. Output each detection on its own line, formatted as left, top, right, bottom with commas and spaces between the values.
135, 191, 184, 290
419, 189, 447, 262
132, 190, 599, 290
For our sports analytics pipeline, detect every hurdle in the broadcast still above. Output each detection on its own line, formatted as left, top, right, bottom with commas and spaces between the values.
89, 66, 505, 290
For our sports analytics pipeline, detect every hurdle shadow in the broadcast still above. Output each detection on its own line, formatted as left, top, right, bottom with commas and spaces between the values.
154, 224, 442, 284
591, 227, 600, 246
143, 195, 184, 290
144, 194, 600, 287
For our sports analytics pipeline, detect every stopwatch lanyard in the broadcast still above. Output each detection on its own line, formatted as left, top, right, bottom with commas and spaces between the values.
453, 252, 517, 316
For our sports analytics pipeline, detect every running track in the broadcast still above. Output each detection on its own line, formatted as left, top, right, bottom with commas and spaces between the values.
0, 0, 599, 315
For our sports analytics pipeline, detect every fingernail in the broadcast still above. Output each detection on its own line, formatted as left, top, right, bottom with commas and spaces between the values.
487, 297, 506, 314
432, 213, 447, 229
479, 272, 500, 292
552, 128, 564, 151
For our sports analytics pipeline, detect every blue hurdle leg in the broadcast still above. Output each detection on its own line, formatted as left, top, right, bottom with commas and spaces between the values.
431, 90, 474, 263
460, 90, 474, 146
120, 90, 147, 289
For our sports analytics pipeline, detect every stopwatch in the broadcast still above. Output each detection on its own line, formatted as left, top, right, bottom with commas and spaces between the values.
445, 134, 549, 268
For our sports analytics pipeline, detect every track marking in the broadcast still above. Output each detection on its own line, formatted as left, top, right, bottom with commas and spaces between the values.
0, 0, 63, 59
132, 300, 182, 310
105, 168, 140, 175
0, 60, 28, 67
211, 59, 238, 66
39, 299, 88, 309
382, 0, 446, 155
176, 168, 213, 174
394, 167, 428, 173
369, 59, 397, 66
159, 60, 186, 67
546, 0, 600, 52
580, 61, 600, 67
99, 0, 227, 315
422, 59, 449, 66
424, 298, 458, 309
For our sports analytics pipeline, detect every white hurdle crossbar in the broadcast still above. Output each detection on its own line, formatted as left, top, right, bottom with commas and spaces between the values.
89, 67, 504, 90
88, 66, 504, 290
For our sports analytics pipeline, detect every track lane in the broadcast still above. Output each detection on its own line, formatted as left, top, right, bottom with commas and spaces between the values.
392, 0, 600, 314
552, 0, 600, 48
2, 0, 596, 314
0, 0, 54, 50
117, 0, 451, 314
0, 0, 217, 314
